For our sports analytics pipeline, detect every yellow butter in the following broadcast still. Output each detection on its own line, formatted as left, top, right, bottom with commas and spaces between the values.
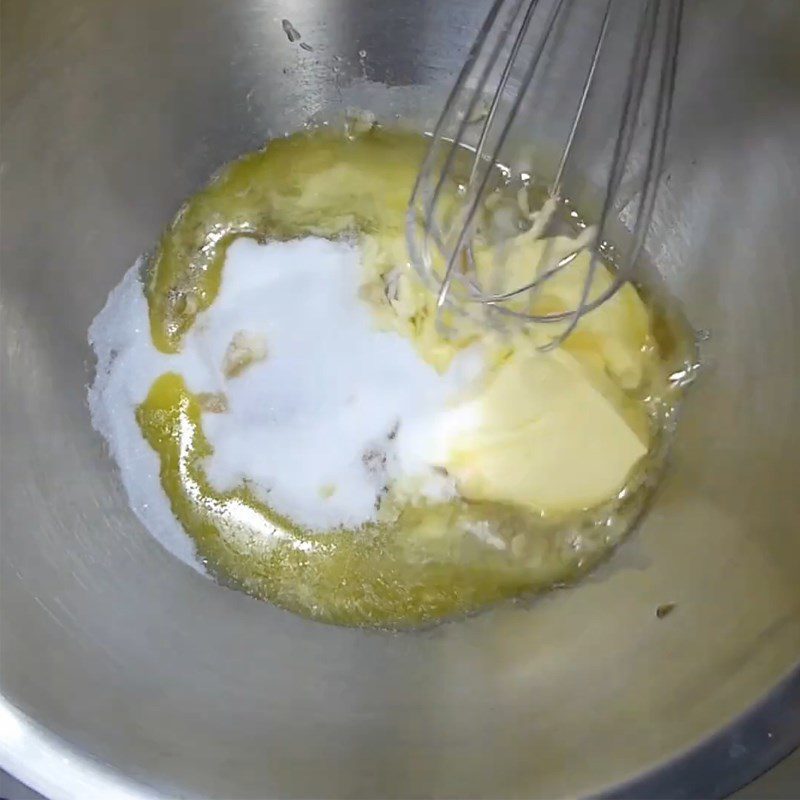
441, 348, 648, 514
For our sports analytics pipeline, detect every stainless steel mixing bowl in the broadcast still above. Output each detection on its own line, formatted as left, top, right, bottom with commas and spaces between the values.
2, 1, 799, 797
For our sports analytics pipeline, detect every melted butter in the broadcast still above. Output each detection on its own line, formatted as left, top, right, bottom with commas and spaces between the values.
138, 126, 695, 627
138, 372, 602, 627
147, 130, 431, 353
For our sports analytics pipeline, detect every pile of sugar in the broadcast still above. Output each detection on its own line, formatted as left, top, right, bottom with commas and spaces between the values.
89, 237, 482, 565
88, 261, 199, 567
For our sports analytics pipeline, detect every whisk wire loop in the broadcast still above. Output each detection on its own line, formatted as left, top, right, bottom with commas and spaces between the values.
407, 0, 684, 347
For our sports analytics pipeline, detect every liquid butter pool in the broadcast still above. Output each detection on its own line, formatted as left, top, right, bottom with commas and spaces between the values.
89, 127, 694, 627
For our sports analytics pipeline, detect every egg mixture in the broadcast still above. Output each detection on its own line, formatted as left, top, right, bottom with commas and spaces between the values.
89, 127, 693, 627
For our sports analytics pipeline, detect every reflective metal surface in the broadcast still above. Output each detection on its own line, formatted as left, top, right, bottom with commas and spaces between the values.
1, 1, 799, 798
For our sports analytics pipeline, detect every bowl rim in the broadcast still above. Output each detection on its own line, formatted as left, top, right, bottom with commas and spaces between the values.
1, 666, 798, 800
599, 665, 800, 799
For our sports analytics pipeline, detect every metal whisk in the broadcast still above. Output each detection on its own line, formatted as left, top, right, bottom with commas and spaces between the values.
407, 0, 684, 345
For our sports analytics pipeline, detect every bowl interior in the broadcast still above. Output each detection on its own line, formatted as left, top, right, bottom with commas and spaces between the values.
2, 1, 799, 797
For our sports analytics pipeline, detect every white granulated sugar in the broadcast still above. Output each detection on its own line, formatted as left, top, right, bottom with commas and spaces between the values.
89, 237, 482, 562
187, 237, 477, 529
88, 261, 205, 571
